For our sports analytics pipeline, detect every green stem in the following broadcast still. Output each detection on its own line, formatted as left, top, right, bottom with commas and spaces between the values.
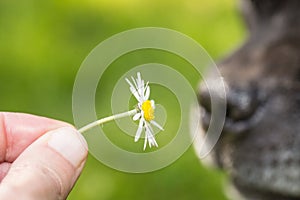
78, 109, 137, 133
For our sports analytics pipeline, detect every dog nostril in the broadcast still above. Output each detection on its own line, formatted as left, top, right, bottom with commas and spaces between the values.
226, 88, 260, 121
198, 83, 260, 122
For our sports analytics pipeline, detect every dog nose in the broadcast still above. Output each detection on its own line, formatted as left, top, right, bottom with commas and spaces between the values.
199, 83, 261, 133
226, 87, 260, 121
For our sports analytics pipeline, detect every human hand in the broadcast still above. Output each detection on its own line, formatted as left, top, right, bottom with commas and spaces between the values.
0, 112, 88, 200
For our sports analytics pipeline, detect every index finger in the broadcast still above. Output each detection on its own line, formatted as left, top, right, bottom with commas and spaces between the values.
0, 112, 71, 163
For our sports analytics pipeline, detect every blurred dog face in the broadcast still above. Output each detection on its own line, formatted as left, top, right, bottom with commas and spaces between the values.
195, 0, 300, 199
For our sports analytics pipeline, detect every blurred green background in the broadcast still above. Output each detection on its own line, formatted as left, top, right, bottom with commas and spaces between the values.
0, 0, 245, 199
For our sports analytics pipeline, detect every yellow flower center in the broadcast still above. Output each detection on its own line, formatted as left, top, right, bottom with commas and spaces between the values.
141, 100, 154, 121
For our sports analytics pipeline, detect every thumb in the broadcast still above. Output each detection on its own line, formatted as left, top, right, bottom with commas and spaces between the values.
0, 127, 88, 200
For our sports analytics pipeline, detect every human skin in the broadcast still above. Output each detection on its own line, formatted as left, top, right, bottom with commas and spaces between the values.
0, 112, 88, 200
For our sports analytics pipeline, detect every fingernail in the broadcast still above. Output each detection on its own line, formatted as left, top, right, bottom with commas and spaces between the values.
47, 127, 88, 167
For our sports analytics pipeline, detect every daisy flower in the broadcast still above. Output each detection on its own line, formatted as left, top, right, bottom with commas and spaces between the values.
126, 72, 164, 150
78, 72, 163, 151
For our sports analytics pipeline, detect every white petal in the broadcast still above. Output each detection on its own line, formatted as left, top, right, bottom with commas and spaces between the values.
133, 113, 141, 121
143, 123, 151, 150
150, 120, 164, 131
149, 134, 158, 147
130, 86, 140, 101
143, 131, 148, 150
137, 72, 142, 84
141, 80, 145, 91
135, 118, 144, 142
144, 85, 150, 100
126, 78, 141, 101
138, 81, 144, 100
131, 76, 138, 89
146, 121, 154, 133
153, 138, 158, 147
143, 122, 159, 150
150, 100, 155, 109
125, 78, 135, 90
147, 132, 152, 148
144, 81, 149, 91
136, 74, 143, 92
146, 127, 158, 148
140, 110, 145, 120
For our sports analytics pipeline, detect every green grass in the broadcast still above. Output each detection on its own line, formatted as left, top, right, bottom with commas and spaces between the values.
0, 0, 245, 199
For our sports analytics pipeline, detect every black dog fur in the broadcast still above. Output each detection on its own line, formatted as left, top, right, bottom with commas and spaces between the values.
196, 0, 300, 199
